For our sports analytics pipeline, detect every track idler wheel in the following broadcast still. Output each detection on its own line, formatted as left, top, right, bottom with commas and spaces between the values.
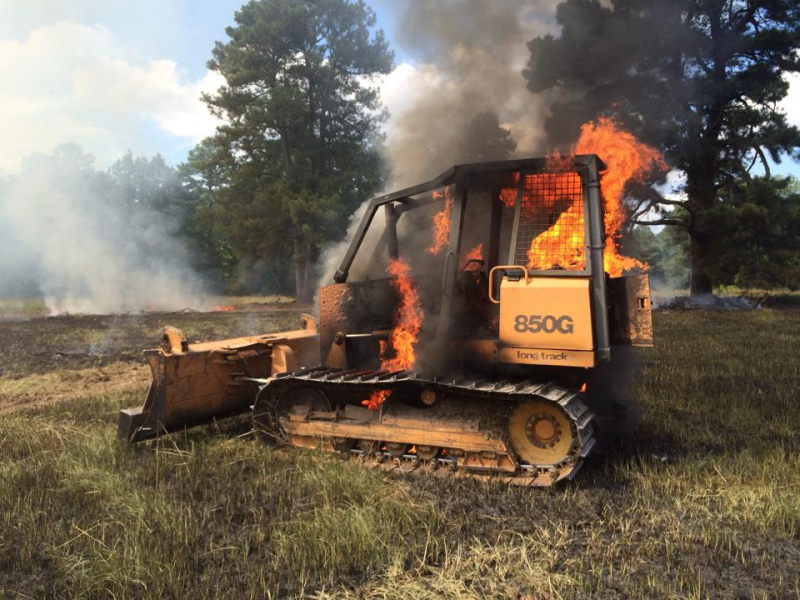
254, 383, 331, 444
508, 400, 575, 465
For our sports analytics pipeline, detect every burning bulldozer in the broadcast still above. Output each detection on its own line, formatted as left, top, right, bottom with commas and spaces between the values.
120, 151, 654, 486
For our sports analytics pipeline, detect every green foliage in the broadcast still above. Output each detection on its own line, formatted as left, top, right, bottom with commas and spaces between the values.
706, 176, 800, 289
525, 0, 800, 294
191, 0, 394, 301
626, 225, 690, 289
178, 141, 241, 290
102, 151, 227, 283
105, 151, 182, 215
627, 176, 800, 290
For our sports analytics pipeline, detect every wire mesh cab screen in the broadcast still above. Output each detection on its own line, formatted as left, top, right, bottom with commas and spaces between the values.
511, 171, 587, 272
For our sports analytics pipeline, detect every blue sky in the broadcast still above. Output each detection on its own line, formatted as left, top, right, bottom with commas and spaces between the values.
0, 0, 797, 178
0, 0, 415, 172
0, 1, 243, 80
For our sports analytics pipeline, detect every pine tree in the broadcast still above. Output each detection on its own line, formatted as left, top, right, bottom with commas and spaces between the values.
525, 0, 800, 294
196, 0, 393, 302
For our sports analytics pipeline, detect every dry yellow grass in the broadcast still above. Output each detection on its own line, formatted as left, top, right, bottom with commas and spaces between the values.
0, 362, 149, 415
1, 307, 798, 598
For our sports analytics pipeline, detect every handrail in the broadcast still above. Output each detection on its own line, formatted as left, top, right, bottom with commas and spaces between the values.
488, 265, 529, 304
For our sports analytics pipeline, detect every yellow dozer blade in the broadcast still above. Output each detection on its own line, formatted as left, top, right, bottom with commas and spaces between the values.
118, 314, 319, 442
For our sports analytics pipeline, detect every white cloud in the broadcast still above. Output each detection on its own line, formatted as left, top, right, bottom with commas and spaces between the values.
781, 71, 800, 128
0, 20, 223, 172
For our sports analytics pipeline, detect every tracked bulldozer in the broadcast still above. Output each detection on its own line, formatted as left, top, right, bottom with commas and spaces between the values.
120, 155, 652, 486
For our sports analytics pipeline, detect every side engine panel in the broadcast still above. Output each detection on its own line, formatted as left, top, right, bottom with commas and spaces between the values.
496, 275, 596, 368
607, 274, 654, 347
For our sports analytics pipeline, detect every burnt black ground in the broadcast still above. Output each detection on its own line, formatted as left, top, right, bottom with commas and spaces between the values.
0, 307, 307, 377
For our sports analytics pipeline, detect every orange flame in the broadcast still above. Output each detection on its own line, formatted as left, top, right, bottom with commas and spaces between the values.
214, 305, 235, 312
527, 202, 584, 270
526, 152, 585, 270
382, 258, 423, 371
460, 243, 484, 271
573, 117, 666, 276
520, 119, 665, 276
363, 389, 390, 411
363, 258, 424, 410
499, 172, 520, 207
427, 187, 453, 255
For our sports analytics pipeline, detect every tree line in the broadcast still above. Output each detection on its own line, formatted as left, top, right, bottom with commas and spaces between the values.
3, 0, 799, 300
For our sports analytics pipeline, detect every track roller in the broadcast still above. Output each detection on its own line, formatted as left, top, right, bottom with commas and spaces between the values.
253, 368, 595, 486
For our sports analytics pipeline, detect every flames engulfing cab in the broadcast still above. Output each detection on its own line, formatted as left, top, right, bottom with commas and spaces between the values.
120, 155, 653, 486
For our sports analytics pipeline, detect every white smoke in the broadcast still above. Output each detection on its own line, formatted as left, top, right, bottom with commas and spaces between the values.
0, 145, 206, 314
0, 20, 223, 174
315, 198, 375, 299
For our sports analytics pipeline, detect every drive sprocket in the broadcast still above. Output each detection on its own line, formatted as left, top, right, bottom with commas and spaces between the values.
508, 400, 575, 465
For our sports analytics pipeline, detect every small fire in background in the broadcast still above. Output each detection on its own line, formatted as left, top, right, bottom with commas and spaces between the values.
573, 117, 666, 277
460, 243, 484, 271
363, 258, 424, 410
427, 187, 453, 255
214, 305, 235, 312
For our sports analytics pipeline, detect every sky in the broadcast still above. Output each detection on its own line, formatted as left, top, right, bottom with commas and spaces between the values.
0, 0, 798, 177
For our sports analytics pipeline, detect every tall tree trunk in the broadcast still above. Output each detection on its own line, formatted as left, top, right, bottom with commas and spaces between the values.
279, 131, 292, 173
689, 233, 712, 295
299, 241, 317, 304
684, 2, 724, 297
292, 236, 317, 304
685, 160, 716, 296
293, 235, 304, 302
298, 259, 315, 304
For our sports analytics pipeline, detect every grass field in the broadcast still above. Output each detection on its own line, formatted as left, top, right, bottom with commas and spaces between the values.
1, 305, 799, 599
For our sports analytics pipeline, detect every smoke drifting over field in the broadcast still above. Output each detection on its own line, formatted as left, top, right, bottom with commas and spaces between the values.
382, 0, 561, 187
0, 145, 205, 314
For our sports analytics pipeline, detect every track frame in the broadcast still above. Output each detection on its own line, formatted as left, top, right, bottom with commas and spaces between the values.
253, 367, 596, 486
